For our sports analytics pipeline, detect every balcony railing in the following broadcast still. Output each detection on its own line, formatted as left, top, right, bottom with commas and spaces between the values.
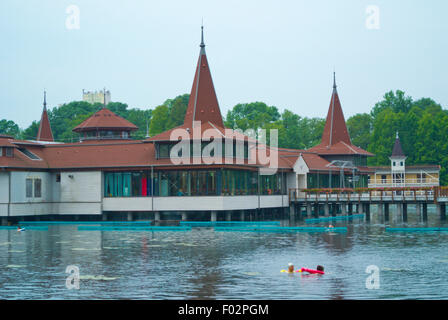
289, 186, 448, 204
368, 178, 439, 188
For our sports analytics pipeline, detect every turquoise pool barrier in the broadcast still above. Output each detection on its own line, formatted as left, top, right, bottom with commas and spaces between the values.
214, 226, 347, 233
305, 214, 365, 224
0, 226, 48, 230
18, 221, 152, 226
386, 227, 448, 232
180, 221, 281, 227
78, 226, 191, 232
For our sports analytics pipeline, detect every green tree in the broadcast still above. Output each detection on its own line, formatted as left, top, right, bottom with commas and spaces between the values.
347, 113, 373, 150
149, 105, 170, 136
0, 119, 21, 138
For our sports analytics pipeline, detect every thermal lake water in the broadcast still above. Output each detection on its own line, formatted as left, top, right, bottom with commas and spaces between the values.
1, 207, 447, 300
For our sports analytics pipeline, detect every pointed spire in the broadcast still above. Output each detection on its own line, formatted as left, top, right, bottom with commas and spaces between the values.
43, 90, 47, 111
391, 131, 405, 158
37, 90, 54, 142
200, 23, 206, 54
321, 73, 351, 147
333, 71, 337, 91
183, 25, 224, 129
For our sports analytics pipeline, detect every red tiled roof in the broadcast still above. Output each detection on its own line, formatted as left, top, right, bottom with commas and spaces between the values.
37, 107, 54, 142
309, 140, 374, 156
73, 108, 138, 132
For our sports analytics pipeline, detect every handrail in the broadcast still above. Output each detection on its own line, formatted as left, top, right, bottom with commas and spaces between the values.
289, 186, 444, 202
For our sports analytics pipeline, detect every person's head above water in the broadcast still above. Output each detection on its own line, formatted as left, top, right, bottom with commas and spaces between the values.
288, 263, 294, 272
317, 265, 324, 272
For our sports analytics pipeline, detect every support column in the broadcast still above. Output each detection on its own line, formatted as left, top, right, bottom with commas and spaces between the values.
437, 203, 446, 220
416, 203, 422, 221
384, 203, 389, 221
422, 203, 428, 221
402, 203, 408, 222
378, 203, 383, 220
240, 210, 245, 221
324, 203, 330, 217
225, 211, 232, 221
127, 212, 133, 221
396, 203, 402, 220
306, 203, 312, 218
211, 211, 217, 222
357, 203, 363, 214
341, 203, 347, 216
348, 203, 353, 215
289, 205, 295, 222
1, 217, 8, 226
181, 212, 188, 221
102, 213, 107, 221
314, 203, 319, 217
154, 211, 160, 221
365, 203, 371, 221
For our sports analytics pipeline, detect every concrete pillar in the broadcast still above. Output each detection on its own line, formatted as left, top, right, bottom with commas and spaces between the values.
384, 203, 389, 221
348, 203, 353, 215
365, 204, 371, 221
402, 203, 408, 222
422, 203, 428, 221
377, 203, 383, 221
357, 203, 363, 214
102, 213, 107, 221
341, 203, 347, 215
289, 205, 295, 220
314, 203, 319, 217
225, 211, 232, 221
416, 203, 422, 220
181, 212, 188, 221
127, 212, 133, 221
437, 203, 446, 220
324, 203, 330, 217
154, 211, 161, 221
1, 217, 8, 226
306, 203, 312, 218
240, 210, 245, 221
211, 211, 217, 222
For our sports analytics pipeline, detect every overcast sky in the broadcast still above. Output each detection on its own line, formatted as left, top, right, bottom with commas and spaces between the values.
1, 0, 447, 128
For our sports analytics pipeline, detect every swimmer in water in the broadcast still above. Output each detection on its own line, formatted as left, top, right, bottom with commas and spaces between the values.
288, 263, 295, 273
329, 224, 334, 228
17, 226, 24, 232
317, 265, 324, 272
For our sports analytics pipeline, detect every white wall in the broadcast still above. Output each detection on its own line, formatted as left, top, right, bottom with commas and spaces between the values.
10, 171, 52, 203
0, 172, 9, 204
60, 172, 101, 202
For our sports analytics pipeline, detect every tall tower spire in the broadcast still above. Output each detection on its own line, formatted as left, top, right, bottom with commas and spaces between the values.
183, 25, 224, 129
36, 90, 54, 142
321, 73, 351, 147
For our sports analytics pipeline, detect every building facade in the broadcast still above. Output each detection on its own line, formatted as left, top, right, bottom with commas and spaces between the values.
368, 133, 440, 188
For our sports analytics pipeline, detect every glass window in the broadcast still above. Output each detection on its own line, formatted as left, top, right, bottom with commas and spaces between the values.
26, 179, 33, 198
34, 179, 42, 198
0, 147, 2, 156
5, 147, 13, 157
158, 144, 170, 158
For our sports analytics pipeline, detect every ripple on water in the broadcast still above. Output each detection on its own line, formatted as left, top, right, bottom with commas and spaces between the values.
71, 248, 101, 251
79, 275, 119, 281
6, 265, 25, 268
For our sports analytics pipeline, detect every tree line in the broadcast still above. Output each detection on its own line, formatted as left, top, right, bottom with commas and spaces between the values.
1, 90, 446, 184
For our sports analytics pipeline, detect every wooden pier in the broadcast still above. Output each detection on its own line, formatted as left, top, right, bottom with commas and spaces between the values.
289, 186, 448, 222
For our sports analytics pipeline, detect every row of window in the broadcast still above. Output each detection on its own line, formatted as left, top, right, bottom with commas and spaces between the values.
104, 170, 287, 197
307, 173, 369, 189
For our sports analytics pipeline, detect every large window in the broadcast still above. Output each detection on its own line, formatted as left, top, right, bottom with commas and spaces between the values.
26, 179, 33, 198
25, 178, 42, 198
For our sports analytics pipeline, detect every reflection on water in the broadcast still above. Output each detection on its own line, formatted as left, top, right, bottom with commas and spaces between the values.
0, 206, 447, 300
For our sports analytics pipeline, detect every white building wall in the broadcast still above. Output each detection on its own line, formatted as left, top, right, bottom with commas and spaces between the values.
0, 172, 9, 216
